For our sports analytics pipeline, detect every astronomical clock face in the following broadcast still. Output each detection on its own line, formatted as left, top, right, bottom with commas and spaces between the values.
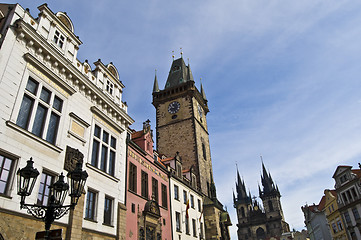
168, 101, 180, 114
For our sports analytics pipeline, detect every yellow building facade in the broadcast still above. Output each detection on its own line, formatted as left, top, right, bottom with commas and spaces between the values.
323, 189, 347, 240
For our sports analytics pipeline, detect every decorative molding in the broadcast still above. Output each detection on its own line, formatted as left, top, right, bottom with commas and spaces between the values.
91, 106, 125, 133
64, 146, 84, 172
24, 53, 76, 95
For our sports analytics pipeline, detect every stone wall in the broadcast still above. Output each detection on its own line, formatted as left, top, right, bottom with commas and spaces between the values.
0, 210, 67, 240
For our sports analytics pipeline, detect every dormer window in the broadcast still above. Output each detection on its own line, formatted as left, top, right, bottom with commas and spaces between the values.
106, 80, 114, 95
340, 174, 347, 184
53, 30, 65, 49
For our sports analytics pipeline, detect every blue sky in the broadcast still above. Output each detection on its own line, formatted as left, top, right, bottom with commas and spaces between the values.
11, 0, 361, 238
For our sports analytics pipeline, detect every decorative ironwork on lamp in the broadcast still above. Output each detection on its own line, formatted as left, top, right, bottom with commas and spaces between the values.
17, 157, 88, 236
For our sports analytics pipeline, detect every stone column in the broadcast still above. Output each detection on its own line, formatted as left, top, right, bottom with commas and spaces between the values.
117, 203, 127, 240
66, 193, 85, 240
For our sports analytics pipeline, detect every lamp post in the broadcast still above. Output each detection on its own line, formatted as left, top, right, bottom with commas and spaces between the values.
17, 158, 88, 238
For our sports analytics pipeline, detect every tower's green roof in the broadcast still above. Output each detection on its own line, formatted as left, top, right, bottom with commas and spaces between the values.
165, 57, 193, 89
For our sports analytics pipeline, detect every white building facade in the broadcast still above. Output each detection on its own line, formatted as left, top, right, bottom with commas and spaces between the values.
0, 3, 133, 239
161, 154, 205, 240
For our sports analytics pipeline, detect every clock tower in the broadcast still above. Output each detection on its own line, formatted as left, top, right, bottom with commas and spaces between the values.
152, 56, 213, 197
152, 56, 231, 239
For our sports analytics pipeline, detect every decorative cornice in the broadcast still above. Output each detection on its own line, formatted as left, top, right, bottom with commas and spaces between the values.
14, 19, 134, 127
90, 106, 125, 133
24, 53, 76, 95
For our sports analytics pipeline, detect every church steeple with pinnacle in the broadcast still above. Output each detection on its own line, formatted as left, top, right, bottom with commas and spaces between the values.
234, 168, 251, 205
233, 159, 289, 239
260, 162, 280, 198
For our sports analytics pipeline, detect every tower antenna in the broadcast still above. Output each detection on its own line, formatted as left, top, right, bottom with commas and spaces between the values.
180, 47, 183, 58
172, 51, 175, 61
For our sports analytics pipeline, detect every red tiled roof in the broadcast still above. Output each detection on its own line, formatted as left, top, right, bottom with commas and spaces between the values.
351, 169, 361, 178
131, 130, 143, 139
318, 196, 326, 211
329, 190, 337, 197
160, 157, 173, 163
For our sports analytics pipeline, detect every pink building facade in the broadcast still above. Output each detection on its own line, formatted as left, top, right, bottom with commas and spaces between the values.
126, 120, 172, 240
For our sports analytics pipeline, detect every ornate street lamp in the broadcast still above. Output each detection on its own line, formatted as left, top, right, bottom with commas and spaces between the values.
17, 157, 88, 237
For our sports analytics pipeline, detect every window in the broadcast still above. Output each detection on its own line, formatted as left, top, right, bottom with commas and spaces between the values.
129, 162, 137, 192
268, 200, 274, 212
337, 220, 343, 231
161, 184, 167, 208
16, 77, 63, 144
345, 212, 351, 224
332, 223, 338, 233
152, 178, 158, 202
190, 195, 194, 208
131, 203, 135, 213
141, 171, 148, 199
185, 217, 189, 235
353, 208, 360, 220
0, 155, 15, 195
342, 192, 348, 203
85, 189, 97, 220
198, 199, 202, 212
53, 30, 65, 48
183, 190, 187, 204
200, 222, 204, 239
103, 196, 113, 225
174, 185, 179, 200
37, 172, 55, 205
176, 211, 181, 232
340, 174, 347, 184
106, 80, 114, 95
91, 125, 117, 176
202, 143, 207, 159
192, 219, 197, 237
351, 188, 358, 199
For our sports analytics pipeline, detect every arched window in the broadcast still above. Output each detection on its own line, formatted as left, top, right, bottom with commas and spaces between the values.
268, 200, 274, 212
241, 207, 245, 217
202, 142, 207, 159
256, 227, 266, 240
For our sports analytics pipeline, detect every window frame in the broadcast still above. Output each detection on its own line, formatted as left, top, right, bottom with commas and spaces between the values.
16, 77, 64, 145
192, 218, 197, 237
90, 124, 117, 176
0, 153, 17, 196
152, 177, 158, 202
183, 190, 187, 204
103, 195, 113, 226
174, 184, 179, 200
36, 171, 55, 206
176, 211, 181, 232
141, 171, 148, 199
85, 189, 98, 221
129, 162, 137, 193
161, 183, 167, 208
53, 29, 66, 49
